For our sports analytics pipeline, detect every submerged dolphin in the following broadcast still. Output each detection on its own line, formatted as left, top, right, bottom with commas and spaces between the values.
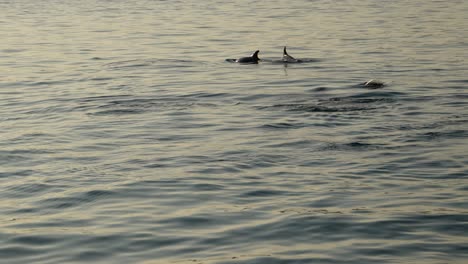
235, 50, 260, 64
282, 46, 302, 63
361, 79, 385, 89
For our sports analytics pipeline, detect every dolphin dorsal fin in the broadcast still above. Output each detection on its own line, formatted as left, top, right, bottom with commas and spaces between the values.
283, 46, 288, 56
252, 50, 260, 60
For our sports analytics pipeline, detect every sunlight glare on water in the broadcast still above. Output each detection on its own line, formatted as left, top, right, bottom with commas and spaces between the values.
1, 0, 467, 263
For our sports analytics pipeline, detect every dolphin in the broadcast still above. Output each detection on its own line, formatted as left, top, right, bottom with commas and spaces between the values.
361, 79, 385, 89
282, 46, 302, 63
235, 50, 260, 64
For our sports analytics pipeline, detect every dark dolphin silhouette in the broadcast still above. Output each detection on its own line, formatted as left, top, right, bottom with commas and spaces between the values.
235, 50, 260, 64
360, 79, 385, 89
282, 46, 303, 63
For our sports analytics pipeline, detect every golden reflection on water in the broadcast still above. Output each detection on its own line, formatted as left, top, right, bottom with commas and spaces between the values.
1, 0, 467, 263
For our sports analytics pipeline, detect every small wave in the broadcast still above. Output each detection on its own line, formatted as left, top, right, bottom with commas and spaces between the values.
4, 183, 58, 198
413, 130, 468, 141
261, 122, 305, 129
34, 189, 116, 210
346, 90, 404, 99
9, 235, 60, 246
105, 58, 204, 70
82, 96, 217, 116
2, 48, 26, 53
447, 79, 468, 83
270, 103, 377, 112
321, 141, 387, 151
191, 183, 225, 191
241, 189, 285, 197
261, 91, 399, 114
159, 216, 217, 228
396, 116, 468, 140
91, 108, 146, 116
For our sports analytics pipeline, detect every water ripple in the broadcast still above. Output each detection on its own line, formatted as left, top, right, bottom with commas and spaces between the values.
1, 0, 467, 264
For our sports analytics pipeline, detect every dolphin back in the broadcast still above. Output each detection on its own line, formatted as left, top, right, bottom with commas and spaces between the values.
236, 50, 260, 63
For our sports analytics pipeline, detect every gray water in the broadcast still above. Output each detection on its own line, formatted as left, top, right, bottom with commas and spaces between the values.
1, 0, 468, 263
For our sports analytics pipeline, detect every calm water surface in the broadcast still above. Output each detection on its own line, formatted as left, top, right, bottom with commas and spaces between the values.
1, 0, 468, 263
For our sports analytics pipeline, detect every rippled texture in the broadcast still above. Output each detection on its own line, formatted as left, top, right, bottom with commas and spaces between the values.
1, 0, 468, 263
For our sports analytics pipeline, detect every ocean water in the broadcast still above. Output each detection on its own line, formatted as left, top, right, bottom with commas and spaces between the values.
1, 0, 468, 263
